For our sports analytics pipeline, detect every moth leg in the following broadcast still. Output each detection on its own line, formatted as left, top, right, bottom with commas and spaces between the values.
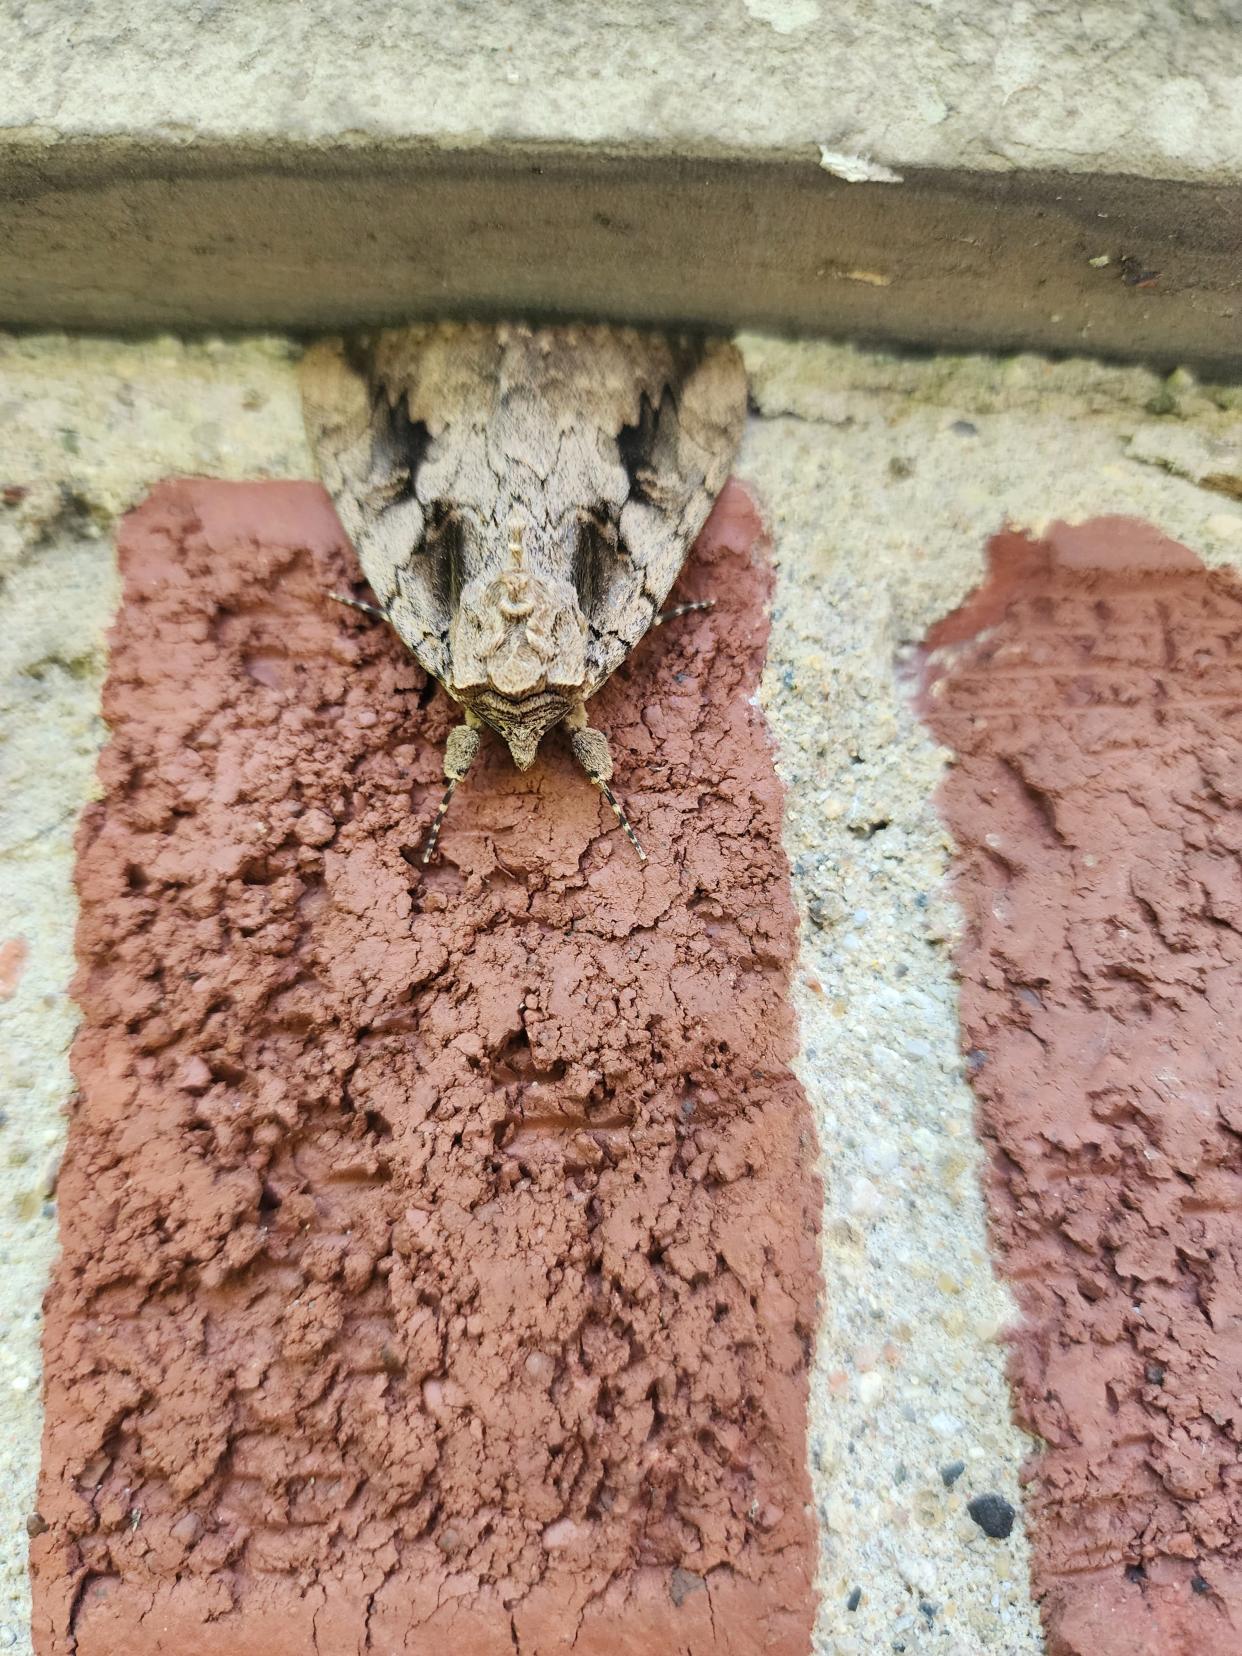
653, 598, 714, 627
565, 706, 647, 863
329, 591, 387, 622
421, 714, 482, 865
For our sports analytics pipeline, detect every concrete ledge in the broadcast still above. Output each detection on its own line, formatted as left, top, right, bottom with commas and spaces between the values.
2, 140, 1239, 370
5, 1, 1240, 179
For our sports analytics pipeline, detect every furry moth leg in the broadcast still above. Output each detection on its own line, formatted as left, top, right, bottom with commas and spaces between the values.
421, 716, 482, 864
566, 708, 647, 863
653, 598, 714, 626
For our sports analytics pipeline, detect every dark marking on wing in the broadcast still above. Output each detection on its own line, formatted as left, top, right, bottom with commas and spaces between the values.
423, 501, 465, 615
572, 508, 620, 616
371, 398, 431, 512
616, 391, 665, 509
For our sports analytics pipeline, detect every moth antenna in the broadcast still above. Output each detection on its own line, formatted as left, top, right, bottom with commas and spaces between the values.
420, 719, 482, 864
420, 777, 460, 864
594, 778, 647, 863
654, 598, 714, 627
568, 719, 646, 862
329, 590, 387, 622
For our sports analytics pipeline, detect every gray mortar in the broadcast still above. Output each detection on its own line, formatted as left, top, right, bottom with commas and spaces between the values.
0, 335, 312, 1652
738, 336, 1242, 1654
3, 0, 1240, 181
1, 329, 1240, 1656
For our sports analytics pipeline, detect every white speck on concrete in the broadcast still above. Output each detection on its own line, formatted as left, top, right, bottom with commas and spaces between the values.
743, 0, 821, 35
817, 147, 903, 184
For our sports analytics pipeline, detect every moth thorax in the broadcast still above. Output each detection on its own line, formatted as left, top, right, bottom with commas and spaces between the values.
449, 564, 588, 699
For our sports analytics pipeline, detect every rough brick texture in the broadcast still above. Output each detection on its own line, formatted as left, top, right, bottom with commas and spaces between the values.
32, 480, 821, 1655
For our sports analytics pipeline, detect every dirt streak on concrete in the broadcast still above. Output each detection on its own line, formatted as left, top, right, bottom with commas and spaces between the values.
920, 519, 1242, 1655
30, 478, 821, 1655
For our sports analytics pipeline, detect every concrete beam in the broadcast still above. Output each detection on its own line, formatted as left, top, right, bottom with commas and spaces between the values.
3, 139, 1239, 370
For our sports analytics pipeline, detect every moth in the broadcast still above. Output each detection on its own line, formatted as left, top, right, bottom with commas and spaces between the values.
301, 323, 746, 860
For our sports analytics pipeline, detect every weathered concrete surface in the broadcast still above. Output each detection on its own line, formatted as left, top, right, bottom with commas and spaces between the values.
5, 1, 1238, 176
2, 3, 1240, 363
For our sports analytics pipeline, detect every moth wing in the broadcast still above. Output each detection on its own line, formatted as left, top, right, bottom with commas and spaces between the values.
301, 332, 497, 686
581, 338, 747, 696
304, 327, 748, 703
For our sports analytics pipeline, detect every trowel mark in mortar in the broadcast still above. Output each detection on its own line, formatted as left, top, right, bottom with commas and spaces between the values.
919, 517, 1242, 1656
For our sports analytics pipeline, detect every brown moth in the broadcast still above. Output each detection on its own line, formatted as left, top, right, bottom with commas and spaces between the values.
300, 323, 746, 860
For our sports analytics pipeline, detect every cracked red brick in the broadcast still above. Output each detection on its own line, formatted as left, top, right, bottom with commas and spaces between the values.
31, 479, 821, 1656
